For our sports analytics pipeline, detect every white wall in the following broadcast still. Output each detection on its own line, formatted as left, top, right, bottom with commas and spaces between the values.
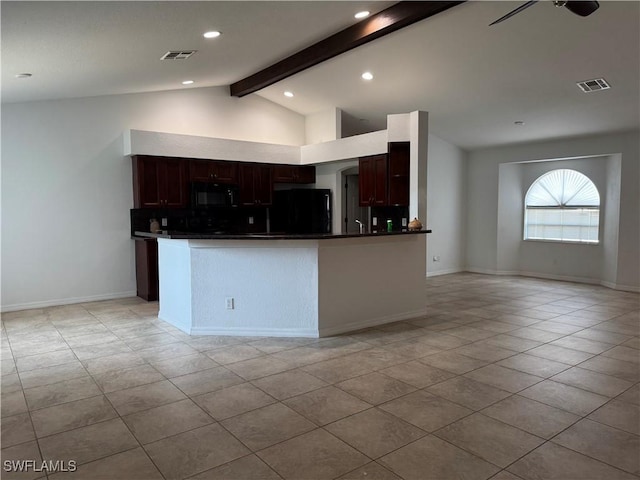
508, 156, 612, 283
426, 134, 467, 276
305, 108, 342, 145
467, 131, 639, 291
1, 87, 305, 311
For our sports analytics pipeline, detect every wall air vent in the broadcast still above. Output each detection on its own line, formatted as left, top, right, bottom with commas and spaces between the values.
576, 78, 610, 93
161, 51, 197, 60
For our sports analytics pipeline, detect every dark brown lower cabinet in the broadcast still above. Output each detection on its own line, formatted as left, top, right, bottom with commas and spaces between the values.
135, 238, 158, 301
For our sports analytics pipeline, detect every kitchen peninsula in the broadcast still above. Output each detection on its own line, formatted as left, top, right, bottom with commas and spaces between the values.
136, 230, 430, 337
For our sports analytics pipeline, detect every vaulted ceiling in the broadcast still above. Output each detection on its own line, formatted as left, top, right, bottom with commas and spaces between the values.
2, 1, 638, 149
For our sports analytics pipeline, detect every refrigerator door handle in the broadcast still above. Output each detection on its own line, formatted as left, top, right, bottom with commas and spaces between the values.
325, 194, 331, 233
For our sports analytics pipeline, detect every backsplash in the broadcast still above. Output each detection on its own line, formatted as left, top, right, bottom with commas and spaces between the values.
370, 206, 410, 232
130, 207, 268, 236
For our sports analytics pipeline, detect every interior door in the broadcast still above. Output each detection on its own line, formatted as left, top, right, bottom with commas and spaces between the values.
345, 174, 368, 233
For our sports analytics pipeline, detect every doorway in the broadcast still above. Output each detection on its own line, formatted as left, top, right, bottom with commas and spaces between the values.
342, 167, 368, 234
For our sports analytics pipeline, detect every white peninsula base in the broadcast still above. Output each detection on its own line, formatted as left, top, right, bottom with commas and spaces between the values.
157, 233, 427, 337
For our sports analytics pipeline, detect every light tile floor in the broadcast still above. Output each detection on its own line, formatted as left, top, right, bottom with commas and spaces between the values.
1, 273, 639, 480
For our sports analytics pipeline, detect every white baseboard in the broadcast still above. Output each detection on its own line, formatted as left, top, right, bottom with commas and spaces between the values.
166, 308, 430, 338
1, 291, 137, 313
319, 308, 429, 337
464, 268, 639, 292
189, 326, 320, 338
426, 267, 465, 278
517, 270, 602, 285
600, 281, 640, 293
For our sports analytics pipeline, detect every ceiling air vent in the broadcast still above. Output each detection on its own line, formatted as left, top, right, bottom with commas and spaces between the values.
161, 51, 197, 60
577, 78, 611, 93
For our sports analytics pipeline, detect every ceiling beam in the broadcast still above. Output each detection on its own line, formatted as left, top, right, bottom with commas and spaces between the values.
229, 1, 465, 97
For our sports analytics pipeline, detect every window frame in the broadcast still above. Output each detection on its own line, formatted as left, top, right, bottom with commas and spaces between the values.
523, 169, 601, 245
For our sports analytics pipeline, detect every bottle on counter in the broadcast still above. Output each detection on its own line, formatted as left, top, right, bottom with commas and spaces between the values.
387, 219, 393, 232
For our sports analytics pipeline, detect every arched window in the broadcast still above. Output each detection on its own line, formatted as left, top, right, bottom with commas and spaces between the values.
524, 169, 600, 243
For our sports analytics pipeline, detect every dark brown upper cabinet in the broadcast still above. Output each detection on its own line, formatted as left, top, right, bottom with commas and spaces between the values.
359, 142, 410, 207
189, 159, 238, 184
239, 163, 273, 206
272, 164, 316, 184
359, 154, 388, 207
388, 142, 410, 207
132, 155, 188, 208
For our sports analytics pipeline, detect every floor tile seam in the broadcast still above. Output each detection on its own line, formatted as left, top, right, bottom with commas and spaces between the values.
422, 376, 513, 412
517, 384, 609, 417
32, 413, 127, 443
213, 411, 319, 458
548, 366, 636, 394
1, 389, 42, 460
431, 412, 550, 464
334, 460, 393, 480
20, 360, 97, 395
191, 393, 279, 423
415, 354, 491, 376
248, 377, 328, 402
608, 382, 640, 406
573, 354, 640, 380
25, 391, 107, 417
461, 368, 547, 395
89, 364, 170, 394
544, 438, 640, 476
415, 429, 512, 472
19, 371, 92, 391
10, 348, 78, 369
83, 357, 157, 377
337, 382, 418, 408
581, 399, 640, 438
180, 452, 279, 480
378, 392, 479, 432
167, 366, 251, 398
137, 347, 211, 364
493, 359, 573, 380
316, 414, 429, 462
116, 397, 216, 452
479, 392, 585, 434
37, 440, 142, 471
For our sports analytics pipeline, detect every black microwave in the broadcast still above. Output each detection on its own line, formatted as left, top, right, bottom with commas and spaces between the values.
191, 182, 239, 208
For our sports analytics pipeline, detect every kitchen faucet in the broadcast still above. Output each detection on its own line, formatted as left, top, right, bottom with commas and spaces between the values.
355, 219, 365, 234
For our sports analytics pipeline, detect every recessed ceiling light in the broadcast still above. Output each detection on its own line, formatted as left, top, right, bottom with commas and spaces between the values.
203, 31, 221, 39
15, 73, 32, 79
182, 80, 194, 85
361, 71, 373, 81
284, 91, 294, 98
514, 121, 525, 126
355, 11, 370, 19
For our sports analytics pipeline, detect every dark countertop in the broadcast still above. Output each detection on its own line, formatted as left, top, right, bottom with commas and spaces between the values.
133, 230, 431, 240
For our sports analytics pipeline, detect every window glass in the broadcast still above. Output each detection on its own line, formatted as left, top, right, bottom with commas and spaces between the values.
524, 169, 600, 243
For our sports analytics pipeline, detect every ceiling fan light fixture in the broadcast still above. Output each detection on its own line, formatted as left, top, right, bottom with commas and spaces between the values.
565, 1, 600, 17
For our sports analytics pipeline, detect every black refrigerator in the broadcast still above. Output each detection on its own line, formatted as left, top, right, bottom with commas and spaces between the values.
271, 189, 332, 234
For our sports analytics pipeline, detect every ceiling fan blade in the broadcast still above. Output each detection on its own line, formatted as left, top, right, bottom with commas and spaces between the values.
489, 1, 539, 26
565, 1, 600, 17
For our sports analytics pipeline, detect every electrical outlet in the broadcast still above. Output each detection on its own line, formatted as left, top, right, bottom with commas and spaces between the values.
372, 217, 377, 226
225, 297, 234, 310
402, 218, 407, 227
248, 216, 254, 225
161, 218, 168, 227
